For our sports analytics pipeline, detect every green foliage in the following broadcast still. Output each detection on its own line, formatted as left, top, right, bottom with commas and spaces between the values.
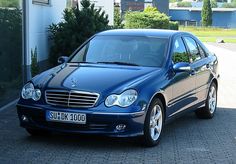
114, 7, 124, 29
31, 47, 40, 77
221, 2, 236, 8
49, 0, 109, 66
201, 0, 212, 27
124, 7, 170, 29
0, 0, 19, 7
177, 2, 192, 7
211, 0, 218, 8
0, 8, 22, 82
169, 21, 179, 30
144, 6, 158, 13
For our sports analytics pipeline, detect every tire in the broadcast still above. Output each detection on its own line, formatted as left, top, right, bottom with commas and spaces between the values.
143, 98, 164, 147
195, 82, 217, 119
26, 128, 51, 136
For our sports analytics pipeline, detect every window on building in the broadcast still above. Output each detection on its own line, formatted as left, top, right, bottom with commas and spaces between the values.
33, 0, 50, 5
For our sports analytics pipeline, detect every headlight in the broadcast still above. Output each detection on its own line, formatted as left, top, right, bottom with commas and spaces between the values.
21, 82, 41, 101
105, 89, 138, 107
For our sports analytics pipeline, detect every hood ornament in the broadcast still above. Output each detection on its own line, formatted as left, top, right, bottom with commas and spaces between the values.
71, 78, 78, 88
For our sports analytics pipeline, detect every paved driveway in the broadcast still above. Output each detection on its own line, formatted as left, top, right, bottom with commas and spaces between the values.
0, 44, 236, 164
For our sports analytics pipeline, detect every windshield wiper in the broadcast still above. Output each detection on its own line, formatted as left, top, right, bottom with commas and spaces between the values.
97, 61, 139, 66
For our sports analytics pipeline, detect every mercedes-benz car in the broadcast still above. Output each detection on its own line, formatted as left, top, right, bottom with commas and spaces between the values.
17, 29, 219, 147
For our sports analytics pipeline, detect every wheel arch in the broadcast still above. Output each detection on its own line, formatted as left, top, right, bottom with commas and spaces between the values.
148, 92, 167, 121
211, 78, 218, 90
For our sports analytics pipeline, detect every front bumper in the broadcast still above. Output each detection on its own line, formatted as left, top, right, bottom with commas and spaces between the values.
17, 104, 146, 137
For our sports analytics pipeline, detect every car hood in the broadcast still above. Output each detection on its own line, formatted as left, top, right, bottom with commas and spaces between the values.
33, 63, 161, 95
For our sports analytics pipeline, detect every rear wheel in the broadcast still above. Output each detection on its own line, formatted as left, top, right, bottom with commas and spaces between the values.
26, 128, 51, 136
143, 98, 164, 147
195, 82, 217, 119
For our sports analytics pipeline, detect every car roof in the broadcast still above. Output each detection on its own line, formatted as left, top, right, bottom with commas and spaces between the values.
97, 29, 183, 38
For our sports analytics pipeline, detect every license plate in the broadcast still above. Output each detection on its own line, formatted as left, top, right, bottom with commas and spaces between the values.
46, 111, 86, 124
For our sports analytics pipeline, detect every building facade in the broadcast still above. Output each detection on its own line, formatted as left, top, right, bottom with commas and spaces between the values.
121, 0, 169, 15
169, 7, 236, 28
153, 0, 169, 15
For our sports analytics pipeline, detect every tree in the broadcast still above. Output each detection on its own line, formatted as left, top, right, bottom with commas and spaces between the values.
114, 7, 123, 29
201, 0, 212, 27
211, 0, 218, 8
125, 7, 170, 29
177, 2, 192, 7
49, 0, 109, 66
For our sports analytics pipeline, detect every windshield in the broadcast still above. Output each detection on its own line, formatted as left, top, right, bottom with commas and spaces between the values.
69, 35, 169, 67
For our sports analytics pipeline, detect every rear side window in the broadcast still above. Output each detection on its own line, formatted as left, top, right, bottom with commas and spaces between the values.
172, 37, 189, 63
184, 37, 201, 62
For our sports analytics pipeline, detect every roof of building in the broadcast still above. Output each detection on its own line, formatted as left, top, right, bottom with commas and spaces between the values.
97, 29, 180, 38
170, 7, 236, 12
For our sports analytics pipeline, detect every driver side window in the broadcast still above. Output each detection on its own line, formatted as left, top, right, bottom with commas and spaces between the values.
172, 37, 189, 64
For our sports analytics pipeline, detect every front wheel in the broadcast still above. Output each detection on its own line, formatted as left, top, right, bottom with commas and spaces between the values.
143, 98, 164, 147
195, 82, 217, 119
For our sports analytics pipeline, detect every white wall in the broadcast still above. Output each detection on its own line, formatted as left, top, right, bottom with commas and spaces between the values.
25, 0, 66, 64
78, 0, 114, 25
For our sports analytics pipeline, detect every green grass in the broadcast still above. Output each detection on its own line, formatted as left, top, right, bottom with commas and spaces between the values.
198, 37, 236, 43
179, 26, 236, 43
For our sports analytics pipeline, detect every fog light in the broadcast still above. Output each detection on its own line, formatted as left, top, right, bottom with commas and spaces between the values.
21, 115, 28, 122
116, 124, 126, 131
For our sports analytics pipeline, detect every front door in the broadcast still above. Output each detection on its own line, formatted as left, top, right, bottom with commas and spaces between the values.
168, 37, 196, 117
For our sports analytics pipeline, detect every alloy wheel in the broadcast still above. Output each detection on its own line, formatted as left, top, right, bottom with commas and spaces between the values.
149, 105, 163, 141
208, 85, 217, 114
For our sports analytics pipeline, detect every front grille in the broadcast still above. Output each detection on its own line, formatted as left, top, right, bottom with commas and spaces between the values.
45, 90, 99, 108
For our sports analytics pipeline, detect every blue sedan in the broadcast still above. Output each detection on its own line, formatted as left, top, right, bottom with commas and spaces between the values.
17, 29, 219, 146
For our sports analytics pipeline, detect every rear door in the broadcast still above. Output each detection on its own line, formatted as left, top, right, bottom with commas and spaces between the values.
183, 36, 211, 104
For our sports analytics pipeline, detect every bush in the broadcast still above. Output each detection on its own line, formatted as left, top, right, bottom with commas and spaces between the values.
177, 2, 192, 7
49, 0, 109, 66
0, 8, 22, 82
169, 21, 179, 30
124, 7, 170, 29
31, 47, 40, 77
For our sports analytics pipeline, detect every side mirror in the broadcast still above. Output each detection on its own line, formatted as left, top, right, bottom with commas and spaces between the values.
173, 62, 192, 72
58, 56, 69, 64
